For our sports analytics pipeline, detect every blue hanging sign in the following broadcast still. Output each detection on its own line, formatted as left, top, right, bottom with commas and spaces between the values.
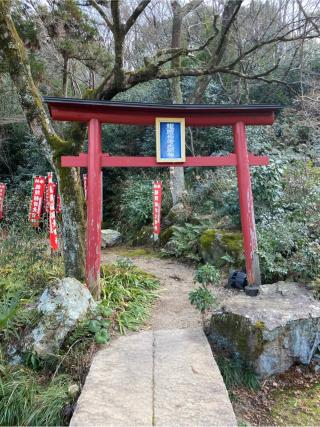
156, 118, 186, 162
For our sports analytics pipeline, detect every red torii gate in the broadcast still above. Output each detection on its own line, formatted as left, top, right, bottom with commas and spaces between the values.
45, 97, 282, 296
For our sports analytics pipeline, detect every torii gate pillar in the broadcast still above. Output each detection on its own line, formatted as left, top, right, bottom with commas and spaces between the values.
86, 118, 102, 297
234, 122, 261, 291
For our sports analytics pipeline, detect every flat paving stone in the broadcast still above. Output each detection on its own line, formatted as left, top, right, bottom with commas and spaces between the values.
71, 328, 237, 427
71, 331, 153, 427
154, 328, 237, 426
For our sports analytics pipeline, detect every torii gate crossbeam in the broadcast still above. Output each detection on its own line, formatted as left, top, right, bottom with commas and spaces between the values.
45, 97, 282, 298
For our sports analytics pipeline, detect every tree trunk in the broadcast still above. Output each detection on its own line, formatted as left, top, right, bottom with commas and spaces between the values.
62, 54, 69, 97
170, 1, 185, 206
56, 164, 86, 281
0, 2, 87, 285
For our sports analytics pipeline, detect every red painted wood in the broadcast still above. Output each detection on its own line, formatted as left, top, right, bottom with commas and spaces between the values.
49, 105, 275, 126
233, 122, 261, 287
86, 119, 102, 296
61, 154, 269, 168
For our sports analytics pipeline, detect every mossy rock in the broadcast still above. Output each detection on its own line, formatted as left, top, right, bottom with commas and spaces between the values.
163, 203, 190, 226
199, 229, 244, 267
159, 226, 174, 246
210, 312, 264, 362
132, 225, 153, 246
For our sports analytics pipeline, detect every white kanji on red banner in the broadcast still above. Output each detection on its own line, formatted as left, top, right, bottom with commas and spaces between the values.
0, 183, 7, 221
29, 176, 46, 227
153, 181, 162, 235
47, 173, 59, 251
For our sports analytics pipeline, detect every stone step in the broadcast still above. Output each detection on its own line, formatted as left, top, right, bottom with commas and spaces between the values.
71, 328, 236, 427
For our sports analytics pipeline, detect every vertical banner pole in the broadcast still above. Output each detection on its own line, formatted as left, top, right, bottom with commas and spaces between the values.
47, 172, 59, 251
152, 181, 162, 242
86, 118, 102, 298
0, 183, 7, 221
233, 121, 261, 293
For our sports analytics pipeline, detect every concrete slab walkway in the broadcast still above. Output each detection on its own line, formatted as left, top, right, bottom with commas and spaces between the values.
71, 328, 236, 426
71, 251, 237, 426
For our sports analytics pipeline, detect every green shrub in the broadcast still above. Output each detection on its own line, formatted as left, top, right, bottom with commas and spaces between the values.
194, 263, 221, 285
163, 223, 207, 261
257, 215, 320, 283
308, 278, 320, 300
116, 176, 170, 238
189, 287, 217, 313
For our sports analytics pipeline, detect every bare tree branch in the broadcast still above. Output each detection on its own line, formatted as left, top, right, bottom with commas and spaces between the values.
296, 0, 320, 36
88, 0, 113, 31
125, 0, 151, 34
227, 26, 318, 70
190, 0, 243, 102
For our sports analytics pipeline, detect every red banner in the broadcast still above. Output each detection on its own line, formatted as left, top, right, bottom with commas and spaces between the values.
152, 181, 162, 235
47, 173, 59, 251
83, 174, 88, 200
0, 183, 7, 221
29, 176, 46, 227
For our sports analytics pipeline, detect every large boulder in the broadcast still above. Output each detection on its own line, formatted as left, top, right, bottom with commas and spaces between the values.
200, 229, 243, 267
101, 229, 122, 248
23, 278, 96, 358
209, 282, 320, 377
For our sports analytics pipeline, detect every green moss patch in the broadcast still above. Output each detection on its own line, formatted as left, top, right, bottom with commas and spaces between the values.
211, 313, 264, 361
115, 247, 162, 258
200, 229, 244, 267
271, 383, 320, 425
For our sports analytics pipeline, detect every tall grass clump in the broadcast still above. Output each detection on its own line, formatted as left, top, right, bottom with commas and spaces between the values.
0, 222, 63, 299
0, 363, 72, 426
216, 354, 260, 391
100, 259, 159, 334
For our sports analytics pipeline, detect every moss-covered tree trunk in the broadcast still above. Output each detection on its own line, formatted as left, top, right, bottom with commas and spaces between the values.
0, 1, 86, 283
55, 165, 86, 281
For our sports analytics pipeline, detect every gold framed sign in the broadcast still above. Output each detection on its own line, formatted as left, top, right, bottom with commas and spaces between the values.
155, 118, 186, 162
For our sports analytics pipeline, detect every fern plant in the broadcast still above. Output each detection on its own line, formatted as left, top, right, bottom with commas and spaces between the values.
164, 223, 207, 261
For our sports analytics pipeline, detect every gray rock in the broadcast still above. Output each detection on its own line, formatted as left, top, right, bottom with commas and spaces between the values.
163, 203, 190, 226
209, 282, 320, 377
101, 229, 122, 248
24, 278, 96, 358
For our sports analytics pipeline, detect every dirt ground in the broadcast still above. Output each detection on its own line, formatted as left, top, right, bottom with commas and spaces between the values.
101, 246, 235, 330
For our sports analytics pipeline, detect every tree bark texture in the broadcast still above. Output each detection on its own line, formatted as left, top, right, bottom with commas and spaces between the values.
0, 1, 86, 283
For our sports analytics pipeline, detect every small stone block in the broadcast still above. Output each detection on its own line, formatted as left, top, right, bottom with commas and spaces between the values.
245, 285, 260, 296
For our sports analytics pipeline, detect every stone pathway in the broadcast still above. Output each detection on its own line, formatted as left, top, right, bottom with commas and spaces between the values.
70, 250, 237, 426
